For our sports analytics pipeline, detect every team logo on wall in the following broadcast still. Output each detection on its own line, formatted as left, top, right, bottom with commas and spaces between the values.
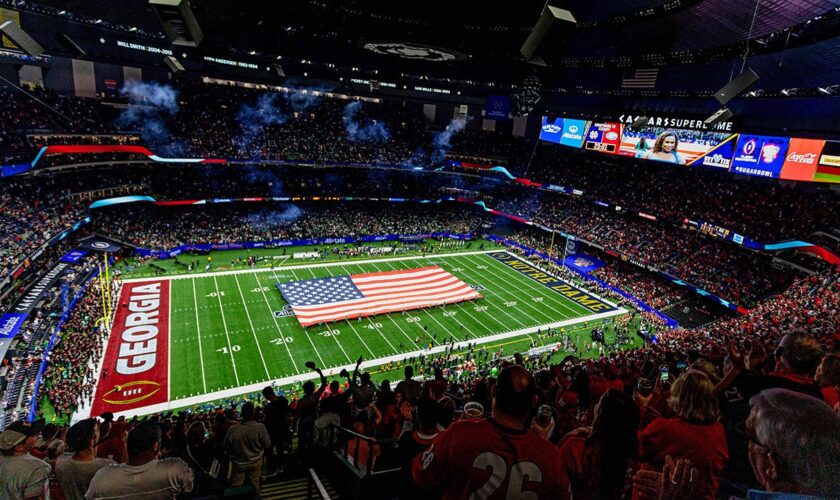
362, 42, 467, 61
574, 257, 593, 268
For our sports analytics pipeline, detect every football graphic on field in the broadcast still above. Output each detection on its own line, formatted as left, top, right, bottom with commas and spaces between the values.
100, 380, 161, 405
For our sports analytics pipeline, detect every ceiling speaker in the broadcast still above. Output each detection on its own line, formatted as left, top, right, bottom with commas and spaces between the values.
629, 116, 649, 131
149, 0, 203, 47
714, 69, 759, 105
520, 6, 576, 63
704, 107, 733, 127
0, 21, 44, 57
163, 55, 185, 73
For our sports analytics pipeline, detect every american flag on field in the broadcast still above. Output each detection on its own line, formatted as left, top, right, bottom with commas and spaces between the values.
276, 266, 482, 327
622, 68, 659, 89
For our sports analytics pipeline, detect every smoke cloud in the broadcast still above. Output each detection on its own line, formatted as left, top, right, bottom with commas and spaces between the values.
342, 101, 391, 142
431, 116, 469, 164
116, 80, 182, 155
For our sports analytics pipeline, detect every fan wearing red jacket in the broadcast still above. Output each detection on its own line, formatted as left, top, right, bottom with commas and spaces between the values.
412, 365, 567, 499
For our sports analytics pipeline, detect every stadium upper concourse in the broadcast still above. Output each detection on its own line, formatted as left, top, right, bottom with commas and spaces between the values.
0, 1, 838, 499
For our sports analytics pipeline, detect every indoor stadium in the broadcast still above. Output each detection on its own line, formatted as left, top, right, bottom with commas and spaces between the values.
0, 0, 838, 498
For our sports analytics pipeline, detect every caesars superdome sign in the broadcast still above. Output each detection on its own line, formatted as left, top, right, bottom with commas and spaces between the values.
619, 114, 735, 132
362, 42, 468, 62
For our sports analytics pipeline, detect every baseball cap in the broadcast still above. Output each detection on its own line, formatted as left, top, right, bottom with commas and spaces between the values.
0, 418, 45, 450
636, 378, 654, 396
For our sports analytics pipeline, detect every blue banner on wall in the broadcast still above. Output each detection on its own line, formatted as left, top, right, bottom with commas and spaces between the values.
0, 313, 27, 339
59, 249, 88, 263
564, 253, 605, 273
486, 95, 510, 120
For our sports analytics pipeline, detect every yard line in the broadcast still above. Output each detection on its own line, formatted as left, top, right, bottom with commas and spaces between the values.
190, 278, 208, 393
399, 258, 532, 342
233, 274, 271, 381
278, 271, 349, 366
167, 281, 172, 403
343, 263, 423, 349
437, 259, 538, 328
458, 254, 582, 320
212, 275, 240, 386
299, 267, 375, 358
373, 261, 462, 344
97, 308, 627, 419
339, 265, 399, 352
485, 253, 601, 317
251, 272, 301, 374
295, 268, 353, 363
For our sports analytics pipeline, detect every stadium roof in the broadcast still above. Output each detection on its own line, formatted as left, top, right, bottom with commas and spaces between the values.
28, 0, 840, 94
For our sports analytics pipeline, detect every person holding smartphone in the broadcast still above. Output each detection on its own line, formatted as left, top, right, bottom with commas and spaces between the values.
638, 370, 728, 500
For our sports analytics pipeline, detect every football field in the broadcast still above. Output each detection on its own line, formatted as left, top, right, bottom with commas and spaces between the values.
87, 249, 626, 417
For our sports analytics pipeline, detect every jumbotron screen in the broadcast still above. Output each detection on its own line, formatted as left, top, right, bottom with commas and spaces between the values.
619, 126, 737, 166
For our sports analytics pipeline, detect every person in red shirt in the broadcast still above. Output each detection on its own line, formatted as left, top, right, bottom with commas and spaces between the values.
412, 365, 566, 499
815, 353, 840, 411
639, 369, 728, 500
557, 389, 640, 500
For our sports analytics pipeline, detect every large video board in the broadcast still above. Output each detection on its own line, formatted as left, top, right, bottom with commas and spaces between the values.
620, 126, 737, 166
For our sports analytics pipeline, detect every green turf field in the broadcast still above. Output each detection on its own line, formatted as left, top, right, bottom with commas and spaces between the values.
90, 246, 627, 416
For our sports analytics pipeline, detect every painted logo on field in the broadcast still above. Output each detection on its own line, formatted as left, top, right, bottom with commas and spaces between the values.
469, 284, 486, 291
274, 305, 295, 317
488, 252, 616, 313
91, 280, 170, 415
100, 380, 162, 405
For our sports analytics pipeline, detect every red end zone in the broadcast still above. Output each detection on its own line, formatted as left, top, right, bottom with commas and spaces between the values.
90, 280, 170, 416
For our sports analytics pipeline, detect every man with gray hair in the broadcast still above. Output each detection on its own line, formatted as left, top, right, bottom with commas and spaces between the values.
745, 388, 840, 498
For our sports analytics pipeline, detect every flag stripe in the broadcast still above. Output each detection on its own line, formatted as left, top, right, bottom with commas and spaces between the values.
293, 280, 472, 312
279, 266, 482, 327
622, 68, 658, 89
294, 288, 481, 320
295, 291, 483, 326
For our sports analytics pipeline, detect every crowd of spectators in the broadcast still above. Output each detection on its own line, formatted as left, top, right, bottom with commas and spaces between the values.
592, 260, 688, 310
41, 279, 113, 418
1, 81, 837, 245
2, 263, 836, 499
89, 203, 484, 251
0, 178, 85, 282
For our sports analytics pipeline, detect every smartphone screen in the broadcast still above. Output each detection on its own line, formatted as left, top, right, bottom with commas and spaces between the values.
660, 366, 669, 381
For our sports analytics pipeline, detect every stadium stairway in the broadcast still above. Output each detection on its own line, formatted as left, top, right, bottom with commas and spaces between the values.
260, 476, 339, 499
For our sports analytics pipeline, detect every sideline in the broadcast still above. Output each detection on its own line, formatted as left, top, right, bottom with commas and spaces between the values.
79, 306, 627, 419
120, 249, 500, 283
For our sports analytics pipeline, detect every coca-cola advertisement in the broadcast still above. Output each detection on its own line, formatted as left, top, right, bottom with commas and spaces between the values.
780, 138, 825, 181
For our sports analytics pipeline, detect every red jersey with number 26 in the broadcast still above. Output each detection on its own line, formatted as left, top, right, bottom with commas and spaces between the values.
412, 418, 567, 499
